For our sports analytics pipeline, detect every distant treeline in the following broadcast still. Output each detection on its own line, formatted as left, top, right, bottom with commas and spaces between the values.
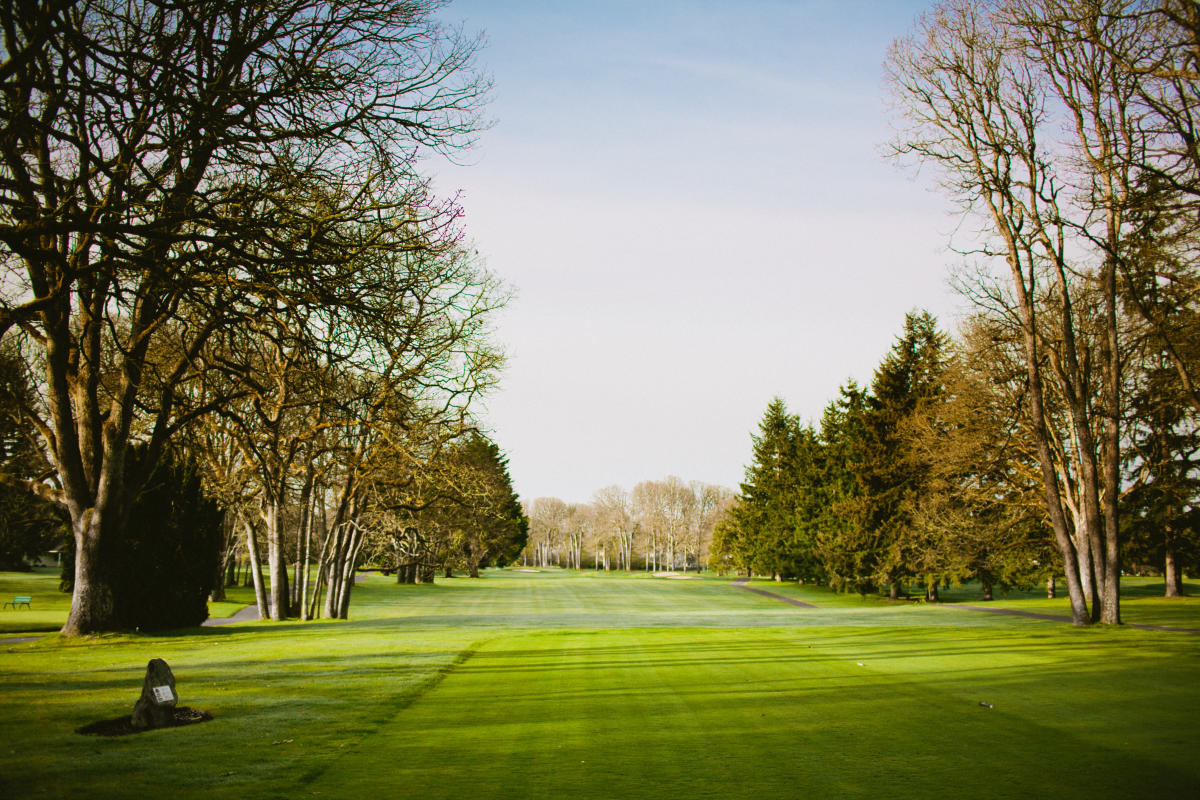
523, 479, 734, 572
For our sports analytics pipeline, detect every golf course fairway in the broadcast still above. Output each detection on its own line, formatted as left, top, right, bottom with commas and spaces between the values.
1, 569, 1197, 799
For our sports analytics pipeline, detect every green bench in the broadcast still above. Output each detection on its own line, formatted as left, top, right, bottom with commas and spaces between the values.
4, 596, 31, 609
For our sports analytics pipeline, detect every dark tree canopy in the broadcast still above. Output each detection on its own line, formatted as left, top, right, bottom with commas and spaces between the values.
61, 445, 223, 630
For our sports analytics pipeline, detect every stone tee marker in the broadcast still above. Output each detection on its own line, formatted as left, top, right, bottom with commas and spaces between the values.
131, 658, 178, 730
76, 656, 211, 736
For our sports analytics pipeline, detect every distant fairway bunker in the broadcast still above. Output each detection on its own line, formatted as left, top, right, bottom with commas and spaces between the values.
651, 571, 702, 580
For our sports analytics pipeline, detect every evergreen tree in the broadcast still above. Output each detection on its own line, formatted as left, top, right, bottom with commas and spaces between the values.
788, 424, 829, 584
1124, 358, 1200, 596
727, 398, 802, 579
815, 382, 873, 592
432, 433, 528, 578
61, 445, 224, 630
709, 501, 748, 575
836, 312, 949, 597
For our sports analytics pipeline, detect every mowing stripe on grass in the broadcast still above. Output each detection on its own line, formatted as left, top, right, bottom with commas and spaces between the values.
296, 637, 492, 788
307, 625, 1200, 799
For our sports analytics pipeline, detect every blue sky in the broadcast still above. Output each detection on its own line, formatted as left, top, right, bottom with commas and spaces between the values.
431, 0, 962, 503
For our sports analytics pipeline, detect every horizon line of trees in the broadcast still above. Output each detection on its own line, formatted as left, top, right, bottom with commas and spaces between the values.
523, 478, 735, 572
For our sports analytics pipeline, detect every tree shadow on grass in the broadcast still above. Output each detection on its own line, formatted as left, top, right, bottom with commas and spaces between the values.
1121, 580, 1200, 598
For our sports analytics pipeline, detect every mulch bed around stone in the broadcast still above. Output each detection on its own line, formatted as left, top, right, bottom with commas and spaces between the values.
76, 707, 214, 736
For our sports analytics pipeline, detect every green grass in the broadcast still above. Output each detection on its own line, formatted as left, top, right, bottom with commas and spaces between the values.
1, 569, 1198, 799
748, 575, 1200, 629
206, 584, 259, 619
0, 567, 71, 633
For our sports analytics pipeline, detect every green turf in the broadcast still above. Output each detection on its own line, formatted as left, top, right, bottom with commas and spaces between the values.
0, 569, 1197, 799
0, 567, 71, 633
749, 575, 1200, 629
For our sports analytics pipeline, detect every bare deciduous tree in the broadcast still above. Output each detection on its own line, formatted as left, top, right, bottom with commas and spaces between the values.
0, 0, 490, 634
887, 0, 1200, 623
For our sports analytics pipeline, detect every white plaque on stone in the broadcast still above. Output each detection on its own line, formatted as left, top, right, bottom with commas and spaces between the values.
152, 685, 174, 704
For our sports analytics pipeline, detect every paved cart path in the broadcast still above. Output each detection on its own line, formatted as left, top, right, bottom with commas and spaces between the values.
732, 578, 820, 608
201, 604, 261, 626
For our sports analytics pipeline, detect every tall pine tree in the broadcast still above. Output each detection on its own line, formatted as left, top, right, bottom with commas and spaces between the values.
725, 398, 802, 579
840, 311, 949, 598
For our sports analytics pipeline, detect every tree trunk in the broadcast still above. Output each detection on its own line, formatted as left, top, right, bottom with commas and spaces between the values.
305, 506, 331, 620
321, 486, 358, 619
1047, 575, 1056, 599
297, 493, 313, 621
1099, 257, 1122, 625
264, 498, 290, 621
243, 516, 269, 619
889, 582, 899, 600
982, 580, 993, 602
323, 526, 347, 619
1010, 260, 1091, 625
334, 530, 363, 619
210, 560, 227, 602
925, 581, 939, 602
1165, 544, 1184, 598
307, 564, 326, 619
1075, 524, 1097, 612
61, 511, 120, 635
295, 448, 317, 619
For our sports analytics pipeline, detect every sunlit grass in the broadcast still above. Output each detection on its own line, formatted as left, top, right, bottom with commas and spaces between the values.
0, 568, 1197, 799
0, 567, 70, 634
312, 624, 1199, 799
745, 574, 1200, 629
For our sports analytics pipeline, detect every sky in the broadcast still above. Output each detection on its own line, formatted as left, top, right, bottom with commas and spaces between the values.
429, 0, 964, 504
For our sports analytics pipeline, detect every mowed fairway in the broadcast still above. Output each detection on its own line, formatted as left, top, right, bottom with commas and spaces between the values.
2, 570, 1199, 799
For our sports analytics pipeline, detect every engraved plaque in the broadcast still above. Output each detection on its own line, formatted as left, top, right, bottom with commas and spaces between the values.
152, 685, 174, 704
